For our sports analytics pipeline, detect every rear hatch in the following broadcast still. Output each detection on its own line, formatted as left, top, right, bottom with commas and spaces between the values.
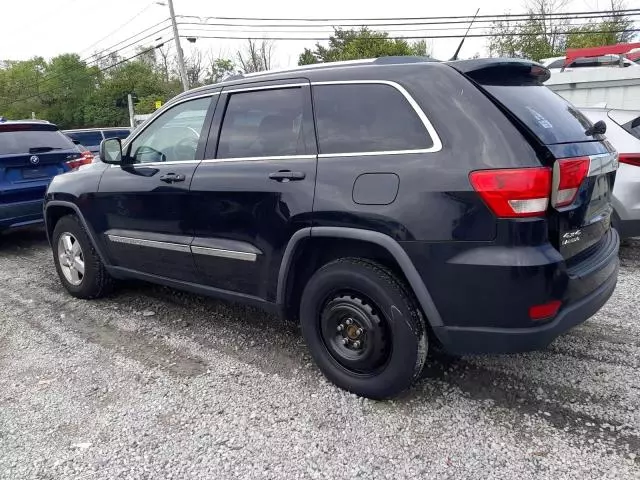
450, 59, 618, 261
0, 123, 82, 202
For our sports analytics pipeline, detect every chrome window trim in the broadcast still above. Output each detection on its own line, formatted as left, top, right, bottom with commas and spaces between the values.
107, 234, 258, 262
223, 82, 308, 93
311, 80, 443, 156
109, 160, 201, 168
201, 154, 315, 164
191, 246, 257, 262
107, 235, 191, 253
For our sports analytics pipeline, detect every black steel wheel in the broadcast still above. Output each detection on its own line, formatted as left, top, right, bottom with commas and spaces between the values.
300, 257, 427, 399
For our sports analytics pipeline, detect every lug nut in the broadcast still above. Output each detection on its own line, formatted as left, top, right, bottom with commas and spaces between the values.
342, 338, 349, 345
337, 324, 344, 332
353, 340, 361, 349
356, 328, 363, 336
345, 318, 353, 325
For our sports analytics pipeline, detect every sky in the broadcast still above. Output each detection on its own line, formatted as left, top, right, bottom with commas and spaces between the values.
0, 0, 637, 69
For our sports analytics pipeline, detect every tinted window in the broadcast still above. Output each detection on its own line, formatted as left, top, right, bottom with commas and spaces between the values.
127, 97, 211, 163
0, 128, 76, 155
622, 116, 640, 140
547, 59, 565, 69
313, 84, 431, 154
217, 88, 307, 158
483, 85, 594, 144
106, 129, 131, 140
66, 131, 104, 146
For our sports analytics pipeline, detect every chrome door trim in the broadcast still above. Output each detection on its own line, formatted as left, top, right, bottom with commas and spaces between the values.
191, 246, 257, 262
107, 235, 191, 253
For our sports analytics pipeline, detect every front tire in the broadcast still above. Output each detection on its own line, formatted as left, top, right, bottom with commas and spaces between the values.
300, 258, 427, 399
52, 215, 112, 299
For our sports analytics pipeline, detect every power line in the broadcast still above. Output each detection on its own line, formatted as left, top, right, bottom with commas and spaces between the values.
177, 10, 640, 28
180, 8, 640, 23
179, 28, 640, 42
79, 2, 168, 57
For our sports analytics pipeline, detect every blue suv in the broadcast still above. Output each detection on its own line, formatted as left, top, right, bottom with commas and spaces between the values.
0, 119, 91, 232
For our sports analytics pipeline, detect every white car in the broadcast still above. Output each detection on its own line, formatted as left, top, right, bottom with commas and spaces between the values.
541, 55, 639, 72
581, 107, 640, 239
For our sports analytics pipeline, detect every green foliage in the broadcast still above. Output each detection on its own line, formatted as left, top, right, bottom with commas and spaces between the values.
0, 48, 230, 129
298, 28, 431, 65
488, 0, 636, 61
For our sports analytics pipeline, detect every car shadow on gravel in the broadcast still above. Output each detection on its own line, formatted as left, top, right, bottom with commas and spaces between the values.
0, 226, 48, 251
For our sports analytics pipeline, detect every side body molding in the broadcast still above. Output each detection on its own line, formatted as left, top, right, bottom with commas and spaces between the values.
276, 226, 443, 327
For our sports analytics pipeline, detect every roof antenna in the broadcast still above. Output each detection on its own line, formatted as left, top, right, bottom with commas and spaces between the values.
450, 8, 480, 61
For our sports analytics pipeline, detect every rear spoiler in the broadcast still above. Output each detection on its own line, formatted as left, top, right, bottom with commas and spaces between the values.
446, 58, 551, 84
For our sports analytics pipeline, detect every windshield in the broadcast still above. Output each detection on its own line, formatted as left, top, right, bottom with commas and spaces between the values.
0, 129, 75, 155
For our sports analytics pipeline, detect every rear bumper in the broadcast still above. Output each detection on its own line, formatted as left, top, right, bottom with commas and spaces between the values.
0, 199, 44, 231
433, 259, 618, 354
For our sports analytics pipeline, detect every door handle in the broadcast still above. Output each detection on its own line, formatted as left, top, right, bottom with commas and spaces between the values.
268, 170, 306, 182
159, 173, 186, 183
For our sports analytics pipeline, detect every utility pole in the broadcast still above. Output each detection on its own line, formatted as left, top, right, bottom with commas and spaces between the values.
167, 0, 189, 92
127, 94, 135, 128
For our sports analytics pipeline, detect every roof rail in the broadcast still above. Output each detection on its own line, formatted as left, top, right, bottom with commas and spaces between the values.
242, 58, 376, 78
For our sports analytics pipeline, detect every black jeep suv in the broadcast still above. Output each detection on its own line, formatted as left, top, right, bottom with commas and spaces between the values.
44, 58, 619, 399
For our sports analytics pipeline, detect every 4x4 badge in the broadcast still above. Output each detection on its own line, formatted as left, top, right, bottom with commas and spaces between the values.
29, 155, 39, 165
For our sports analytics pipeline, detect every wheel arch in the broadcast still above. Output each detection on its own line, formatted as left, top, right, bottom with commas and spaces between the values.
44, 201, 108, 264
276, 226, 443, 328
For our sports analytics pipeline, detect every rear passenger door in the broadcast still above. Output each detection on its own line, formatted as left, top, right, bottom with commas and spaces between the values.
190, 80, 316, 301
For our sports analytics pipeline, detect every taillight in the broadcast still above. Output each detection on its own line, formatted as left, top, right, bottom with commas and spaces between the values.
551, 157, 590, 208
469, 167, 551, 218
66, 151, 93, 170
619, 153, 640, 167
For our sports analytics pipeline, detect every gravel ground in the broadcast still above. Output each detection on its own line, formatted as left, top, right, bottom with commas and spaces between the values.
0, 228, 639, 480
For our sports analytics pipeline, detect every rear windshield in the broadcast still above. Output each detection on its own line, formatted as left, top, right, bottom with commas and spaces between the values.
66, 131, 104, 146
0, 129, 75, 155
483, 85, 595, 145
106, 129, 131, 139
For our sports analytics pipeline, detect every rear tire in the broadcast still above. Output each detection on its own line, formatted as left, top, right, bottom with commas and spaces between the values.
52, 215, 112, 299
300, 257, 427, 399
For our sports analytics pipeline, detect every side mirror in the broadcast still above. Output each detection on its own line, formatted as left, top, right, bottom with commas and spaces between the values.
100, 137, 123, 164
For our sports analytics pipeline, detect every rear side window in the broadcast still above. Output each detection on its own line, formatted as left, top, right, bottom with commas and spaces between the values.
482, 85, 594, 145
313, 84, 432, 154
217, 87, 308, 158
66, 131, 104, 146
0, 127, 75, 155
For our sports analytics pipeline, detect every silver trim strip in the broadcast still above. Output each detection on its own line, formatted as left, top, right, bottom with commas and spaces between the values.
107, 235, 191, 253
223, 82, 308, 93
107, 234, 258, 261
191, 246, 257, 262
588, 152, 619, 176
109, 160, 201, 168
201, 154, 315, 164
311, 80, 443, 154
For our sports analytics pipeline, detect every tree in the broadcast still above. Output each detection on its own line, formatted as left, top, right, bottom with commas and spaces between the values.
298, 28, 431, 65
184, 48, 204, 87
488, 0, 636, 61
205, 52, 235, 84
237, 39, 274, 73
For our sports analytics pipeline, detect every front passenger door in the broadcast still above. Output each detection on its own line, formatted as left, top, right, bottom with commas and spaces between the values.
95, 94, 217, 282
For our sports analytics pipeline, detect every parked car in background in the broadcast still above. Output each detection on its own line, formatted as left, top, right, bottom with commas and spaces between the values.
541, 55, 638, 72
44, 57, 619, 399
0, 119, 92, 233
581, 107, 640, 239
63, 127, 131, 154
